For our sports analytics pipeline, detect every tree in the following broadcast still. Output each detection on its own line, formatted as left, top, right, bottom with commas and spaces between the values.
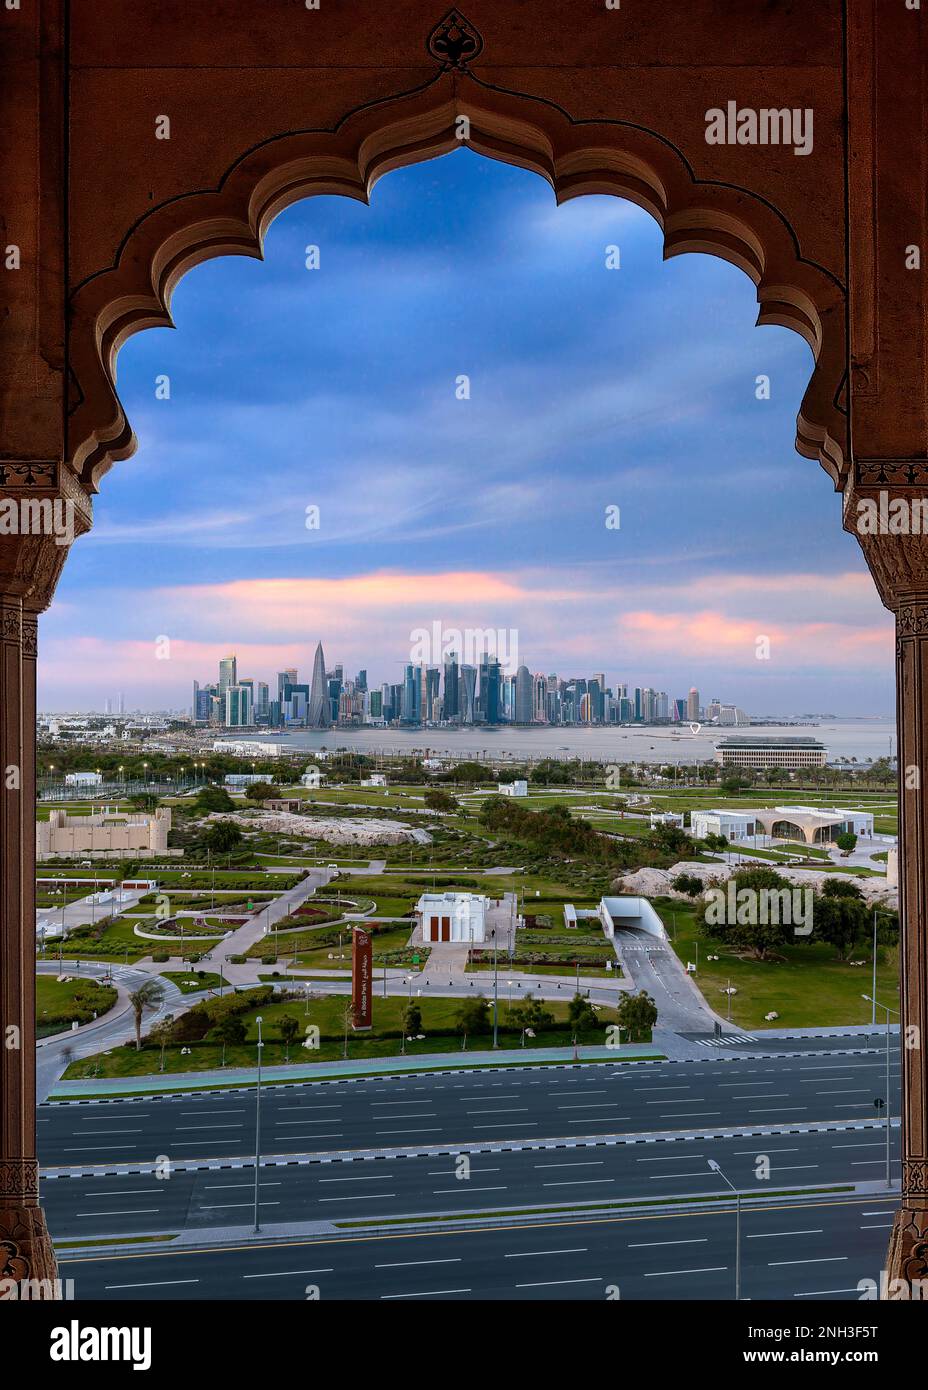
693, 865, 798, 961
204, 820, 243, 854
195, 784, 235, 813
244, 781, 276, 802
672, 873, 703, 898
128, 979, 165, 1050
403, 1001, 423, 1035
835, 831, 858, 857
648, 823, 690, 855
129, 792, 160, 812
701, 833, 729, 853
813, 891, 869, 960
277, 1013, 300, 1061
455, 996, 490, 1035
616, 989, 658, 1041
567, 992, 598, 1031
821, 878, 864, 901
513, 993, 555, 1029
212, 1015, 246, 1047
423, 787, 456, 813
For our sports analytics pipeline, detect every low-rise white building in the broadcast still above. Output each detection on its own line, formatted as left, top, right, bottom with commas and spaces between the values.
64, 771, 103, 787
650, 811, 685, 829
691, 808, 757, 841
498, 779, 528, 797
361, 774, 387, 787
415, 891, 488, 943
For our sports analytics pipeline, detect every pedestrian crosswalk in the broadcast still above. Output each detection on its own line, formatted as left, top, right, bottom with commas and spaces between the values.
691, 1031, 757, 1049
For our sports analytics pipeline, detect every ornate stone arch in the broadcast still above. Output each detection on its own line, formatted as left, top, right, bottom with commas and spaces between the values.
67, 71, 848, 494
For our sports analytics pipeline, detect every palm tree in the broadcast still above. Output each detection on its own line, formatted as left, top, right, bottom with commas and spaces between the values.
128, 979, 165, 1050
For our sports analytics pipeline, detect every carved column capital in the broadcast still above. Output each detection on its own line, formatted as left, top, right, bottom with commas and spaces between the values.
842, 473, 928, 612
0, 461, 92, 612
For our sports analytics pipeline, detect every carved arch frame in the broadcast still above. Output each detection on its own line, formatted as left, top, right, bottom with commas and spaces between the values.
66, 70, 849, 496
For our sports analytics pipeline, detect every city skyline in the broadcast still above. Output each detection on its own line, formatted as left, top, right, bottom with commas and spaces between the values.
192, 640, 753, 731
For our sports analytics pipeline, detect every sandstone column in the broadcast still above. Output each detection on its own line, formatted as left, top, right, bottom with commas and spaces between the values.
847, 0, 928, 1294
0, 465, 90, 1296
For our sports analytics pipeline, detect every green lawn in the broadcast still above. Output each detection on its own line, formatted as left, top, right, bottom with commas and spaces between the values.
36, 974, 117, 1037
63, 993, 623, 1077
160, 970, 225, 995
654, 895, 900, 1029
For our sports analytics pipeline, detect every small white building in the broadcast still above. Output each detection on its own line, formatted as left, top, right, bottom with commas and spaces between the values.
361, 774, 387, 787
498, 779, 528, 797
301, 766, 323, 788
415, 891, 488, 943
65, 771, 103, 787
691, 808, 757, 841
650, 811, 685, 829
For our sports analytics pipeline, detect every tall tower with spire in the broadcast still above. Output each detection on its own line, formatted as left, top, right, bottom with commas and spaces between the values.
308, 641, 331, 727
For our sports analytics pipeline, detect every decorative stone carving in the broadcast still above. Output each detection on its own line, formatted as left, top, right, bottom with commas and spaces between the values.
0, 1158, 39, 1206
856, 458, 928, 487
0, 1207, 60, 1297
67, 82, 848, 494
427, 9, 484, 69
0, 462, 93, 611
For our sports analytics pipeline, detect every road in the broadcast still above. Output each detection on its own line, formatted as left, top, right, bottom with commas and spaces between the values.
37, 1050, 902, 1166
56, 1192, 898, 1301
40, 1125, 901, 1239
35, 960, 192, 1103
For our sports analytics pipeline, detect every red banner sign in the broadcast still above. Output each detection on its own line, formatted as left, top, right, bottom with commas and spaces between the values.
351, 927, 373, 1030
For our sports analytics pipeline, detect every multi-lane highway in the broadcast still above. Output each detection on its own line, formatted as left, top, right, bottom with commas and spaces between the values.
57, 1193, 898, 1301
41, 1125, 901, 1239
38, 1048, 901, 1165
41, 1041, 903, 1301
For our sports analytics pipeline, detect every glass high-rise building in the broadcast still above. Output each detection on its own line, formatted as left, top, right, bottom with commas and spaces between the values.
308, 642, 331, 727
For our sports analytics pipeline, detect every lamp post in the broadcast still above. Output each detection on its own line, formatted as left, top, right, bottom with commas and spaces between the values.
253, 1016, 264, 1232
492, 929, 499, 1049
708, 1159, 741, 1300
869, 908, 895, 1033
862, 993, 898, 1189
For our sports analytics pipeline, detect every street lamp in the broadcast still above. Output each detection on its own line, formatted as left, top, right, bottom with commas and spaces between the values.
869, 908, 895, 1030
253, 1016, 264, 1231
862, 993, 899, 1189
708, 1159, 741, 1300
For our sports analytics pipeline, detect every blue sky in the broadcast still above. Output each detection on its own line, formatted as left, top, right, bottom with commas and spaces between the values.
43, 149, 893, 713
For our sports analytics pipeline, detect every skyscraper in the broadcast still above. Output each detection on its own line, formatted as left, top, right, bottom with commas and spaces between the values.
443, 655, 460, 721
219, 654, 237, 700
687, 687, 701, 722
460, 665, 477, 724
514, 665, 533, 724
308, 642, 331, 727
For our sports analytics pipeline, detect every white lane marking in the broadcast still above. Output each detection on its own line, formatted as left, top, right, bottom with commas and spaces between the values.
514, 1277, 603, 1289
75, 1209, 160, 1217
768, 1256, 849, 1267
504, 1249, 588, 1258
374, 1258, 462, 1269
105, 1279, 199, 1289
628, 1239, 708, 1249
746, 1230, 823, 1239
